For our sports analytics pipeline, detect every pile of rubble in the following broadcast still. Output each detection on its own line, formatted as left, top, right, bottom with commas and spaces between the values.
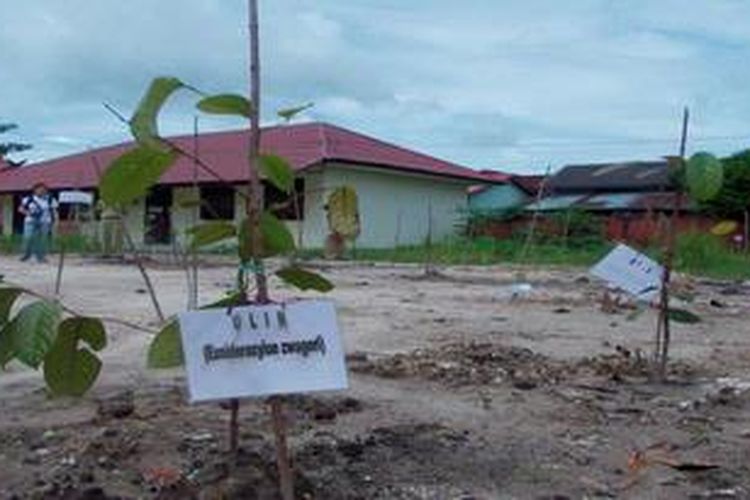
349, 342, 570, 388
350, 342, 702, 389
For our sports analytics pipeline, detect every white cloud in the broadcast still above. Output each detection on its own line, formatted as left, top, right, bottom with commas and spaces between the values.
1, 0, 749, 172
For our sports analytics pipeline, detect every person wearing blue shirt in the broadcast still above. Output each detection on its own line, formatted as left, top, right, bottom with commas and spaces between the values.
18, 182, 58, 263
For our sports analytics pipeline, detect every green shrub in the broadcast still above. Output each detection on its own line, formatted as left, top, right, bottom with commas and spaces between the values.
674, 231, 750, 279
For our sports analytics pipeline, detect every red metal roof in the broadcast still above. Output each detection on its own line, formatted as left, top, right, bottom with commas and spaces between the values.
510, 175, 545, 196
467, 169, 512, 195
478, 169, 512, 183
0, 122, 490, 193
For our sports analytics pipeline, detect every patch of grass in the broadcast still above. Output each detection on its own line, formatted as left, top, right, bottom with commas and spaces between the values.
302, 237, 614, 268
0, 233, 100, 255
673, 232, 750, 280
304, 233, 750, 280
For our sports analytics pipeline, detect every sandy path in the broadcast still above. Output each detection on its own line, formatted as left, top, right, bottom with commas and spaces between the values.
1, 255, 749, 499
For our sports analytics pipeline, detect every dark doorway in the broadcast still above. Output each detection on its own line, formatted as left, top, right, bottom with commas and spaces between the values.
12, 194, 24, 234
144, 187, 173, 245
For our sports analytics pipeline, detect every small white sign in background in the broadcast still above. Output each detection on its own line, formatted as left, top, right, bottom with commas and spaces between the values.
59, 190, 94, 205
179, 300, 348, 403
590, 244, 663, 301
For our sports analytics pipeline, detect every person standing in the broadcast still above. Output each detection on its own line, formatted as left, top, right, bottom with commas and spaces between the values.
19, 182, 58, 263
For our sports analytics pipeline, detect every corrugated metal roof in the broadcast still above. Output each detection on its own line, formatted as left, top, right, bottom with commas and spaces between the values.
525, 194, 587, 212
0, 122, 489, 193
549, 161, 671, 192
634, 192, 696, 211
526, 191, 696, 213
577, 193, 642, 211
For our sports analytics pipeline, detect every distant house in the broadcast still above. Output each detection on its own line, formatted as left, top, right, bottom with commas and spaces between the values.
526, 160, 714, 245
528, 161, 672, 212
468, 171, 543, 213
0, 123, 496, 249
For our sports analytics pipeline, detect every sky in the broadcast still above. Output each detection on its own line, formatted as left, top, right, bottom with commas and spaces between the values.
2, 0, 750, 174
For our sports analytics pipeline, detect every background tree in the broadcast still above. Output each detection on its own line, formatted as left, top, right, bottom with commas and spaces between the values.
0, 122, 32, 166
703, 149, 750, 218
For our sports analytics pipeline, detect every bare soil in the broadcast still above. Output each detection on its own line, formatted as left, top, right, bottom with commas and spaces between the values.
1, 255, 750, 499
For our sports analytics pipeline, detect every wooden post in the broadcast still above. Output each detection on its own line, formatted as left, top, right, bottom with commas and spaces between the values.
271, 397, 294, 500
246, 2, 294, 498
424, 198, 435, 275
655, 107, 689, 380
520, 165, 551, 263
188, 116, 200, 311
55, 242, 65, 297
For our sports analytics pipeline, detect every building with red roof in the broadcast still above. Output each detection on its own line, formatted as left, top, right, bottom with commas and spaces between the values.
0, 122, 501, 248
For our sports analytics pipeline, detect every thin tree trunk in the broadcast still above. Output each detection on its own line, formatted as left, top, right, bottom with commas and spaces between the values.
655, 107, 689, 381
120, 218, 166, 323
90, 154, 166, 324
246, 2, 294, 498
188, 116, 200, 310
520, 165, 551, 263
424, 199, 435, 276
55, 242, 65, 297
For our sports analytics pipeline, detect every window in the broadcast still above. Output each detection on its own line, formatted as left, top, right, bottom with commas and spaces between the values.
264, 179, 304, 220
200, 186, 235, 220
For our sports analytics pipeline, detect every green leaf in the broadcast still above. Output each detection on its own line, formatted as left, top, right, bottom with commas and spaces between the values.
148, 291, 243, 370
276, 266, 334, 292
0, 327, 13, 367
260, 212, 295, 256
327, 186, 360, 240
686, 152, 723, 202
99, 147, 178, 206
202, 291, 244, 309
0, 287, 22, 324
0, 285, 20, 368
43, 317, 106, 397
147, 320, 183, 369
625, 306, 646, 322
667, 308, 702, 324
239, 212, 296, 260
277, 103, 313, 122
260, 154, 295, 193
197, 94, 252, 118
130, 77, 185, 149
2, 301, 60, 369
187, 222, 237, 249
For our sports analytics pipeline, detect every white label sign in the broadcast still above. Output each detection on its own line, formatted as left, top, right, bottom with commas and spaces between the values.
59, 190, 94, 205
590, 244, 663, 301
179, 300, 348, 403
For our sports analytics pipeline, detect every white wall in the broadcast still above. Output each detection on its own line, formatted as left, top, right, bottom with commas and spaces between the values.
120, 163, 470, 250
122, 199, 145, 246
300, 163, 470, 249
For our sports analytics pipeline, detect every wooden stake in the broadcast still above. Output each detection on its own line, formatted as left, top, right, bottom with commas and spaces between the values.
229, 398, 240, 458
54, 242, 65, 297
520, 165, 552, 263
655, 107, 689, 380
271, 397, 294, 500
246, 2, 294, 498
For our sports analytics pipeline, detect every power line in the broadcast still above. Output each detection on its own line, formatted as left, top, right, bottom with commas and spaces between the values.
409, 134, 750, 153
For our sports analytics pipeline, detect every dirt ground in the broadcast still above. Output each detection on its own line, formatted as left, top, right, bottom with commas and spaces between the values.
1, 255, 749, 499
